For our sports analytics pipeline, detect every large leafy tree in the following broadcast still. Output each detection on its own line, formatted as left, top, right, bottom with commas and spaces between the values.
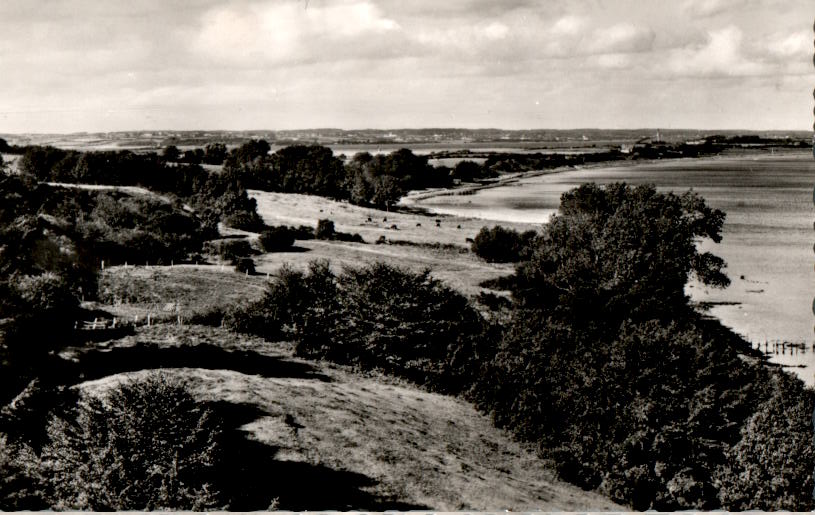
512, 182, 728, 324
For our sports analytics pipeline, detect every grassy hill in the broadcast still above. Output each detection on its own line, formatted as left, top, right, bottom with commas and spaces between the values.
69, 324, 622, 511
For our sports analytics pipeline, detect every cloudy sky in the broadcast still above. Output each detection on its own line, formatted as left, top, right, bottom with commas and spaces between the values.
0, 0, 810, 132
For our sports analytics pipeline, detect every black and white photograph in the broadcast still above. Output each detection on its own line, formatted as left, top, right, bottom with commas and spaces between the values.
0, 0, 812, 511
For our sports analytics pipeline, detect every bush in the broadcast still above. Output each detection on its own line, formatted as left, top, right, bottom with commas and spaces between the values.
471, 225, 536, 263
315, 219, 335, 240
296, 262, 487, 391
0, 434, 44, 510
225, 262, 337, 342
221, 210, 265, 232
38, 373, 225, 511
715, 371, 815, 511
258, 227, 295, 252
233, 257, 255, 275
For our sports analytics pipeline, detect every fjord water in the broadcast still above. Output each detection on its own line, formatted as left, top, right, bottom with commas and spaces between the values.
417, 151, 815, 385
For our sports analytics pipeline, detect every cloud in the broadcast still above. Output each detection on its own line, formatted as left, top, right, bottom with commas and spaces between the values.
764, 31, 811, 58
681, 0, 750, 18
586, 23, 656, 54
551, 15, 586, 37
484, 22, 509, 40
660, 26, 768, 77
192, 1, 403, 65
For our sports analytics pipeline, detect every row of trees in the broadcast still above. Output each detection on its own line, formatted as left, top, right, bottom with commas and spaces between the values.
17, 146, 264, 232
224, 143, 455, 209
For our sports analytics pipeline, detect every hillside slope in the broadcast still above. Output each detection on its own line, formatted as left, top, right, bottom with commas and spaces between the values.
74, 324, 623, 511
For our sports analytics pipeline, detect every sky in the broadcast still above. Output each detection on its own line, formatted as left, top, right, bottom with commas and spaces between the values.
0, 0, 811, 132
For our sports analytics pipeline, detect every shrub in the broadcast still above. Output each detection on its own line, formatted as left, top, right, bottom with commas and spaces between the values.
715, 371, 815, 511
315, 219, 335, 240
221, 210, 265, 232
296, 262, 487, 392
225, 262, 338, 341
14, 273, 78, 314
38, 373, 225, 511
233, 257, 255, 275
333, 232, 364, 243
0, 434, 44, 510
471, 225, 536, 263
258, 226, 295, 252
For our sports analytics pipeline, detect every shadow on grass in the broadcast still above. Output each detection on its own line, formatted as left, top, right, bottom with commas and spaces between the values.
1, 344, 329, 447
211, 401, 428, 511
281, 245, 312, 254
64, 343, 331, 385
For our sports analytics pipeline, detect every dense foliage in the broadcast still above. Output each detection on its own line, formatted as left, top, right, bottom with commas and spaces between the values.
468, 182, 812, 509
17, 145, 264, 231
258, 227, 296, 252
512, 183, 729, 324
471, 225, 537, 263
5, 373, 226, 511
0, 176, 95, 386
227, 262, 487, 391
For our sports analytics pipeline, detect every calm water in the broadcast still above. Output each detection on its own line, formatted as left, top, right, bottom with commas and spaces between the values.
417, 152, 815, 385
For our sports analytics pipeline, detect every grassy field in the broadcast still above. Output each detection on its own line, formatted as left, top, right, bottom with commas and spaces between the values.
70, 324, 622, 511
248, 189, 534, 296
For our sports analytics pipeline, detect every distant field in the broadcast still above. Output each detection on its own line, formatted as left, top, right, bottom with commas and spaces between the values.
248, 190, 530, 296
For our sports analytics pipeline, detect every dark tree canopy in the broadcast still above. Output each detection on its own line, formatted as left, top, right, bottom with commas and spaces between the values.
512, 183, 728, 323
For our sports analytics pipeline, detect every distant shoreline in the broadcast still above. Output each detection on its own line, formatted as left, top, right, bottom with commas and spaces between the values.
401, 148, 803, 210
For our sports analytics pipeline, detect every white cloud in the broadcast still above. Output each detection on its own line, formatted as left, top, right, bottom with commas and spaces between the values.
765, 31, 811, 58
551, 15, 586, 37
484, 22, 509, 40
681, 0, 750, 18
661, 26, 768, 77
587, 24, 655, 54
193, 1, 402, 65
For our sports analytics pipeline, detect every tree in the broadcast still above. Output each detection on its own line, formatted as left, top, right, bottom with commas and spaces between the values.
472, 225, 537, 263
203, 143, 227, 165
451, 160, 485, 182
512, 182, 728, 324
162, 145, 180, 162
258, 226, 295, 252
315, 219, 335, 240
